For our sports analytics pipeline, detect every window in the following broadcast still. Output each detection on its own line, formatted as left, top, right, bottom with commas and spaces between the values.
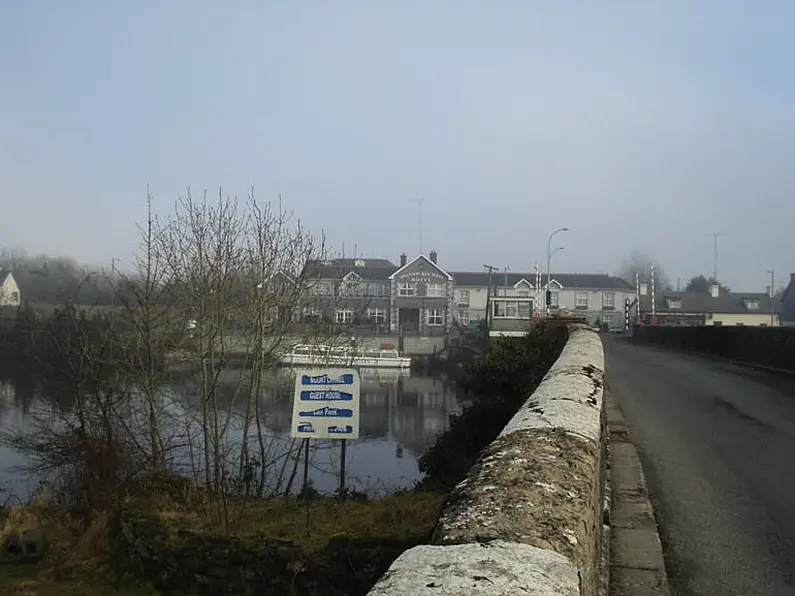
744, 299, 759, 310
549, 291, 559, 308
602, 313, 616, 328
456, 289, 470, 306
309, 281, 332, 296
602, 292, 615, 309
505, 301, 518, 318
493, 300, 532, 318
303, 307, 321, 319
516, 290, 530, 297
427, 309, 444, 326
458, 310, 470, 324
339, 280, 361, 296
11, 291, 19, 303
376, 282, 390, 297
368, 308, 386, 324
398, 283, 415, 297
666, 297, 682, 309
426, 282, 445, 298
575, 292, 589, 309
335, 310, 353, 324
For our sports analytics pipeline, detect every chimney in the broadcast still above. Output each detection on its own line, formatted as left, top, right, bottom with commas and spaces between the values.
429, 250, 438, 264
639, 282, 648, 296
400, 253, 407, 267
710, 283, 720, 298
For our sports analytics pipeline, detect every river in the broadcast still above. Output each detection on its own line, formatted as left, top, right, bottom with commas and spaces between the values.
0, 367, 469, 500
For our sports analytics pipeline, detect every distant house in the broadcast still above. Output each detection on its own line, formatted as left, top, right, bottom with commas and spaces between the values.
0, 269, 21, 307
782, 273, 795, 325
638, 283, 782, 327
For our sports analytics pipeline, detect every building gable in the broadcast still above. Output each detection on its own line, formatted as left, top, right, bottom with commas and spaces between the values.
389, 254, 452, 281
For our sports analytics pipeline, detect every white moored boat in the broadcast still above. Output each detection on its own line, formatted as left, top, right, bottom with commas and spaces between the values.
280, 344, 412, 369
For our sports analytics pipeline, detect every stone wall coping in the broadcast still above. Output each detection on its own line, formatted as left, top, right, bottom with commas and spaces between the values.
366, 325, 606, 596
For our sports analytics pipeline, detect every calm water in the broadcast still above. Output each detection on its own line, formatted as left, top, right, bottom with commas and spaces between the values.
0, 367, 468, 499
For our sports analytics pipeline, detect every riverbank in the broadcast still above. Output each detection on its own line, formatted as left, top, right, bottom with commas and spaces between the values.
1, 472, 444, 595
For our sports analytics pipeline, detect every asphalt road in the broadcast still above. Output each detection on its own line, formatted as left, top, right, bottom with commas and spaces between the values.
604, 335, 795, 596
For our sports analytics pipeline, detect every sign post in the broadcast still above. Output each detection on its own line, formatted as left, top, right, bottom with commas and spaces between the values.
291, 369, 361, 499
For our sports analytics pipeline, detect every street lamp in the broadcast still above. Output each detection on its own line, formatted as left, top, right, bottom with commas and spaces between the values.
546, 227, 569, 315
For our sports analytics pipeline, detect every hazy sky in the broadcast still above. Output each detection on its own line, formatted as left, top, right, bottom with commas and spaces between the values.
2, 1, 794, 291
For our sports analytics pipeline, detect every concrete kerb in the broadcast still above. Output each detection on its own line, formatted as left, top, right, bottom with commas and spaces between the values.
366, 325, 607, 596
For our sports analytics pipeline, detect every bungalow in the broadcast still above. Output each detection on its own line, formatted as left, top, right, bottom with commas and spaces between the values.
638, 283, 782, 327
0, 270, 21, 307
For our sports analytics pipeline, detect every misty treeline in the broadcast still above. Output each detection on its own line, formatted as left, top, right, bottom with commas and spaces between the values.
0, 190, 344, 531
0, 248, 123, 306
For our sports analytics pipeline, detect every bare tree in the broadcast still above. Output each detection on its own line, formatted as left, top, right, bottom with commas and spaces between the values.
618, 250, 672, 290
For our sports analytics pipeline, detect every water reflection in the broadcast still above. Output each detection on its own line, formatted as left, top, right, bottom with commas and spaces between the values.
0, 367, 469, 498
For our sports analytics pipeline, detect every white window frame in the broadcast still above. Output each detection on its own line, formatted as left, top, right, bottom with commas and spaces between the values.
518, 301, 532, 319
602, 292, 616, 309
457, 310, 470, 324
549, 291, 560, 308
456, 289, 470, 306
398, 282, 415, 297
335, 310, 353, 324
667, 297, 682, 310
744, 299, 759, 310
368, 307, 386, 324
575, 291, 589, 309
426, 282, 445, 298
427, 308, 444, 326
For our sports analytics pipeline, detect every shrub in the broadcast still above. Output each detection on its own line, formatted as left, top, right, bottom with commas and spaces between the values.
418, 321, 568, 491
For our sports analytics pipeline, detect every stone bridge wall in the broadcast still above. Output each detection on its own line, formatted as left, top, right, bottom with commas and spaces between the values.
367, 325, 607, 596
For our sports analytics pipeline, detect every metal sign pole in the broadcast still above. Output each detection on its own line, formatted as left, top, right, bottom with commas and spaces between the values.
302, 438, 310, 493
339, 439, 347, 500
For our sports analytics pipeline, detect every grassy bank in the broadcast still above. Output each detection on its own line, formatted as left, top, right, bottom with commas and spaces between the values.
0, 477, 444, 596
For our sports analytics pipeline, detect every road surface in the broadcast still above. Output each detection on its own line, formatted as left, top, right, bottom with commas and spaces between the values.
604, 335, 795, 596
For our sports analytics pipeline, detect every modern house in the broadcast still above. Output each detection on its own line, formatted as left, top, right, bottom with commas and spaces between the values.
452, 272, 634, 332
637, 283, 782, 327
0, 270, 21, 307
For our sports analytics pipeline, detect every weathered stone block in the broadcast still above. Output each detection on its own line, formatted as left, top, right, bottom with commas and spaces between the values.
367, 541, 580, 596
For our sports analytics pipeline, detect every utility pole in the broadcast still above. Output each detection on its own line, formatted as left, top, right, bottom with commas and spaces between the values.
410, 198, 425, 255
484, 264, 497, 339
711, 232, 724, 282
768, 269, 775, 326
503, 266, 510, 297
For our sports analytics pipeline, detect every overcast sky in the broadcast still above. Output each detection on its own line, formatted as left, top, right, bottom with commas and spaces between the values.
2, 1, 794, 291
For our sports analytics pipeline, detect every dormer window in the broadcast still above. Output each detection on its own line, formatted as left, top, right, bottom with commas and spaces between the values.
744, 298, 759, 310
666, 297, 682, 309
354, 259, 366, 268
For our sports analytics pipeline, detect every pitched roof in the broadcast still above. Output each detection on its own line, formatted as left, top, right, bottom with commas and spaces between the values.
640, 291, 783, 315
451, 272, 632, 290
302, 258, 397, 281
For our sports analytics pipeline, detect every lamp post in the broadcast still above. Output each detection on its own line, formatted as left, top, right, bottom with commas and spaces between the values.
546, 227, 569, 316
